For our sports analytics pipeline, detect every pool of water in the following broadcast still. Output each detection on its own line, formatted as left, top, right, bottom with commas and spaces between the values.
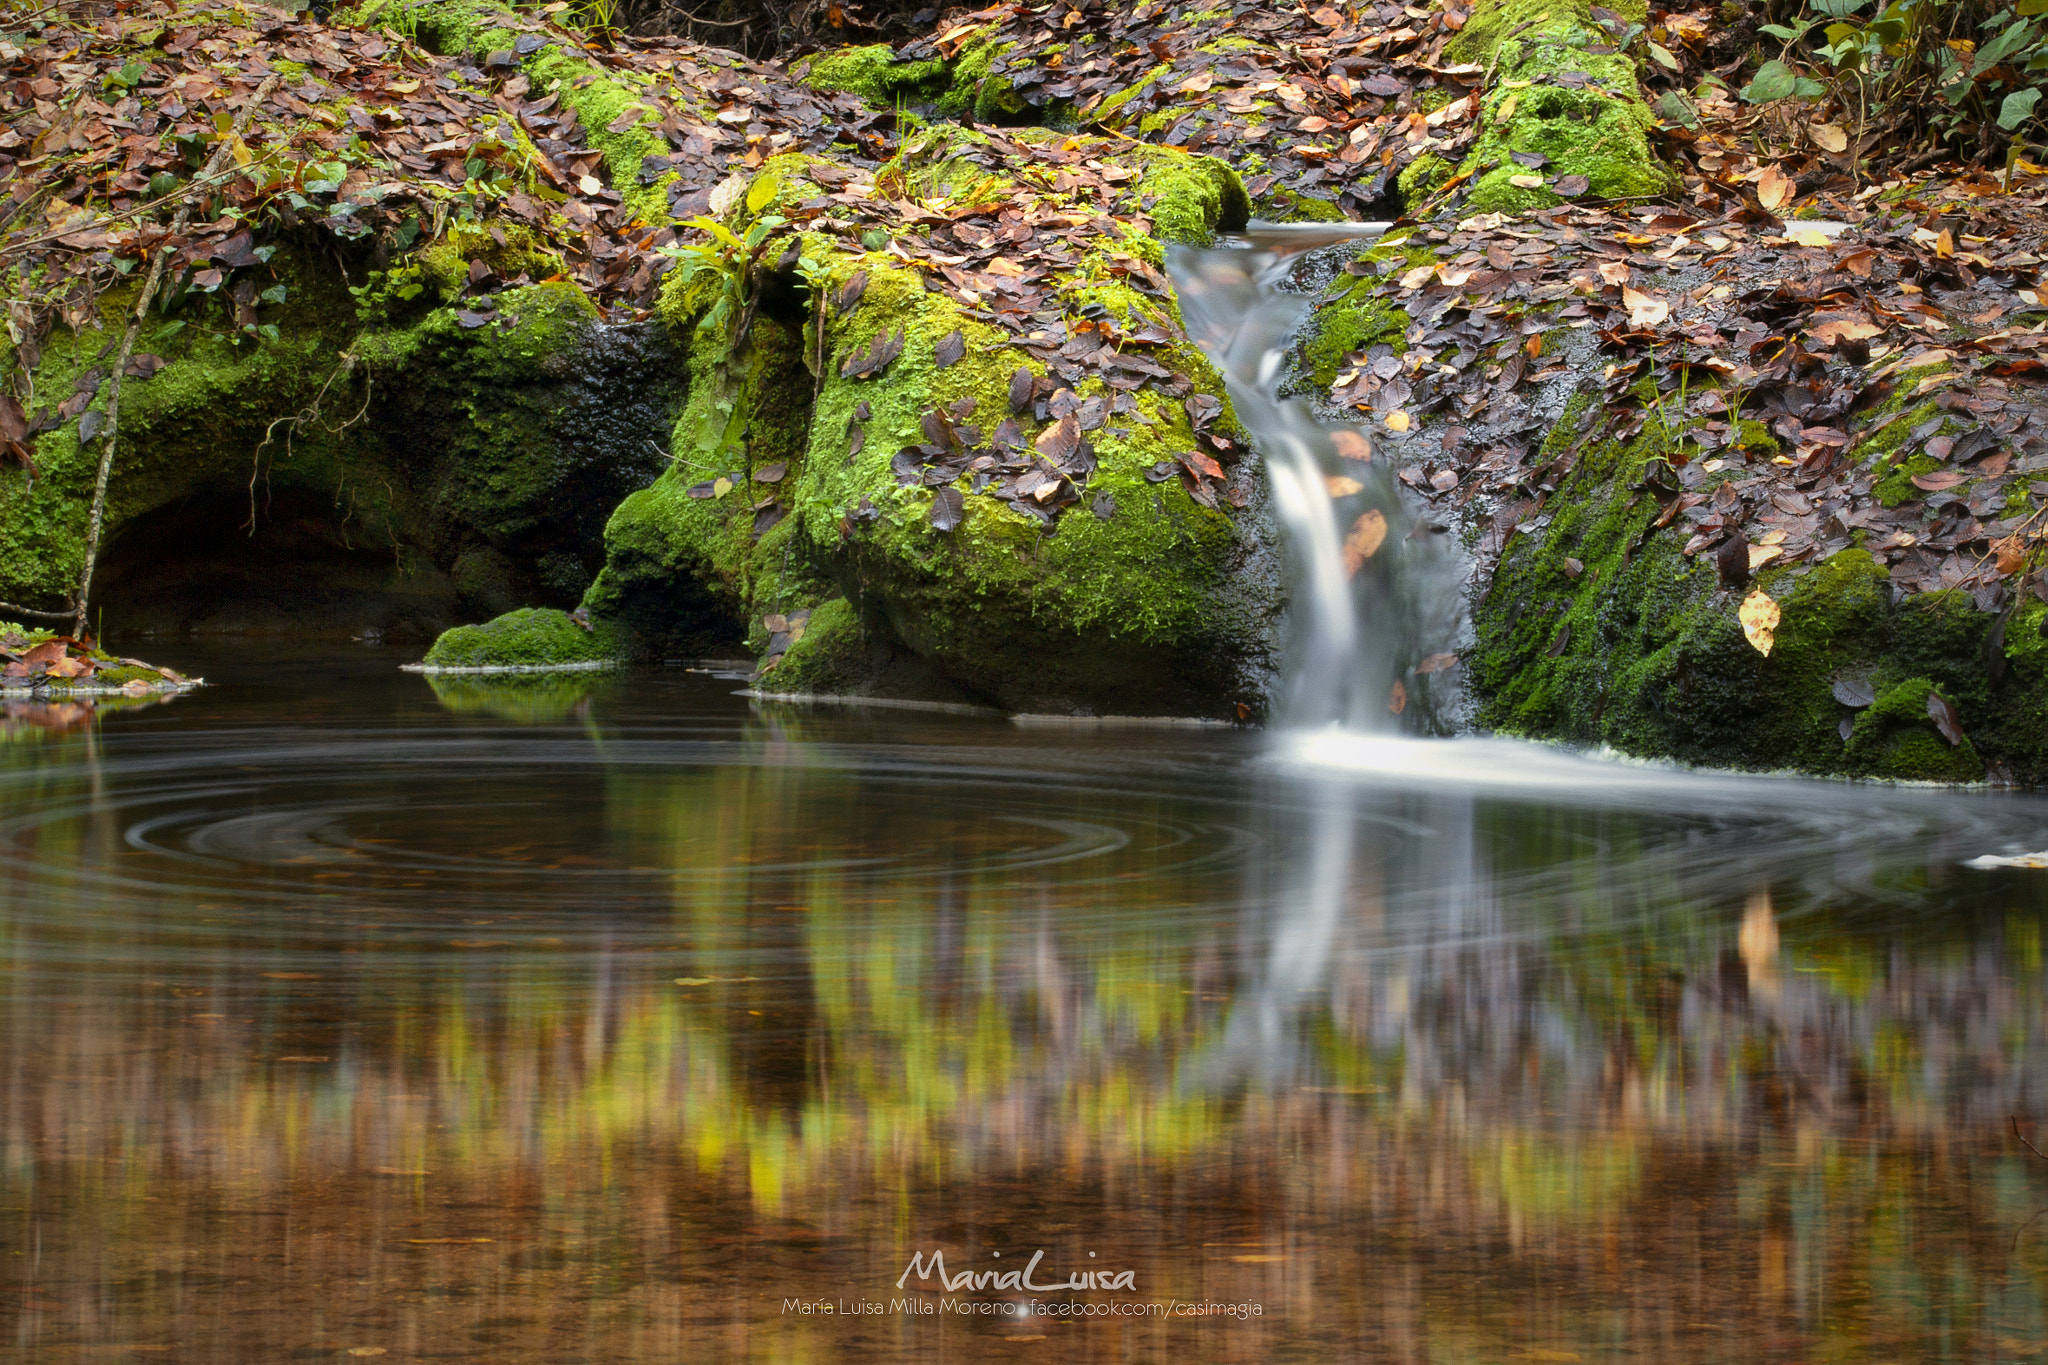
6, 644, 2048, 1362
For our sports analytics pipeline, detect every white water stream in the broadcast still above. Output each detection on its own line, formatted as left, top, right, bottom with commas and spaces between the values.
1167, 223, 1468, 729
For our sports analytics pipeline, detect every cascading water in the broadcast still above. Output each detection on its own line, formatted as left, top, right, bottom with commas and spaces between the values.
1168, 224, 1468, 730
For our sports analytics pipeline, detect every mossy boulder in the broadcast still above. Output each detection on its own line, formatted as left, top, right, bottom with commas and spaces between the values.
418, 606, 617, 671
581, 143, 1280, 718
1447, 0, 1674, 214
2, 243, 674, 639
1466, 405, 2024, 782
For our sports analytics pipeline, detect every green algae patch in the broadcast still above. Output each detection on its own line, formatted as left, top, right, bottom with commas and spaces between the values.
1447, 0, 1672, 213
417, 606, 618, 672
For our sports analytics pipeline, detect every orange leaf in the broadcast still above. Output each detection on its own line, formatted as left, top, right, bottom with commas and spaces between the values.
1342, 508, 1388, 576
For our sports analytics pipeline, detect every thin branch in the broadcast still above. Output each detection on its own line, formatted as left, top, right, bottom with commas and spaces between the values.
0, 600, 74, 622
2014, 1115, 2048, 1163
72, 73, 281, 639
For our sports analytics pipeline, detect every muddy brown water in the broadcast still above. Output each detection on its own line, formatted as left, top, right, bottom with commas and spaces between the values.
5, 644, 2048, 1361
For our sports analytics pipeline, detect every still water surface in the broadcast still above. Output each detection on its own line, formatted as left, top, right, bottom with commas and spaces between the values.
6, 646, 2048, 1362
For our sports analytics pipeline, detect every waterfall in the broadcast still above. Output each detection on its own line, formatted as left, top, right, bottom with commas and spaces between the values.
1168, 224, 1467, 731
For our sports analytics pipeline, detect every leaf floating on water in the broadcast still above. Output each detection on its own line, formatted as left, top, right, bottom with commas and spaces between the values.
1325, 475, 1364, 497
929, 486, 965, 532
1927, 689, 1966, 746
1387, 679, 1407, 715
1415, 653, 1459, 674
1963, 850, 2048, 869
933, 329, 966, 368
1341, 508, 1387, 576
1739, 588, 1780, 656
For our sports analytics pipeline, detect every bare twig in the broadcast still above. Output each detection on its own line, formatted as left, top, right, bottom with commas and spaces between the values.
2014, 1115, 2048, 1163
0, 600, 74, 623
72, 73, 280, 639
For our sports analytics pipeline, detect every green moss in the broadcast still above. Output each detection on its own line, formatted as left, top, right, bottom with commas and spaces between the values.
344, 0, 512, 57
1124, 143, 1250, 244
420, 606, 617, 670
1397, 153, 1456, 208
1448, 0, 1672, 213
1297, 265, 1417, 392
526, 50, 672, 224
761, 595, 861, 691
798, 44, 948, 106
1843, 676, 1983, 782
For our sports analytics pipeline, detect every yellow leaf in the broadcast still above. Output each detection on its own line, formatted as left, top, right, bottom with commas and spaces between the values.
578, 173, 603, 196
1812, 122, 1848, 153
1387, 679, 1407, 715
712, 476, 732, 498
1383, 410, 1410, 431
1325, 475, 1364, 497
1740, 588, 1780, 656
675, 977, 715, 986
1788, 227, 1835, 247
1747, 543, 1783, 570
1496, 92, 1519, 122
1398, 264, 1437, 289
1509, 173, 1546, 189
1597, 260, 1632, 286
1935, 228, 1955, 259
1342, 508, 1388, 576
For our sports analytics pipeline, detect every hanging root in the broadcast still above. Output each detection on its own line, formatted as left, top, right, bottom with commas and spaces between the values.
246, 351, 366, 535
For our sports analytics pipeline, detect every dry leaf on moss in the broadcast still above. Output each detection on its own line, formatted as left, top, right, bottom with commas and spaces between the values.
1740, 589, 1780, 656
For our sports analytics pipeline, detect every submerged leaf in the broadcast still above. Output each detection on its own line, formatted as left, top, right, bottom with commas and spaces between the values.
1342, 508, 1387, 576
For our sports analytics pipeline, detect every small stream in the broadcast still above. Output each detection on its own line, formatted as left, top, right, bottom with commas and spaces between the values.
1168, 223, 1468, 728
4, 645, 2048, 1361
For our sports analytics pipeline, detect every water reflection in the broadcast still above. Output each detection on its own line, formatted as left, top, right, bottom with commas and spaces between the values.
3, 649, 2048, 1360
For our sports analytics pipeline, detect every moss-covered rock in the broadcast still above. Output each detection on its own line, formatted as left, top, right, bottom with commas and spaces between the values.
1447, 0, 1674, 213
579, 143, 1280, 717
1, 241, 675, 640
418, 606, 618, 671
1465, 404, 2026, 782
